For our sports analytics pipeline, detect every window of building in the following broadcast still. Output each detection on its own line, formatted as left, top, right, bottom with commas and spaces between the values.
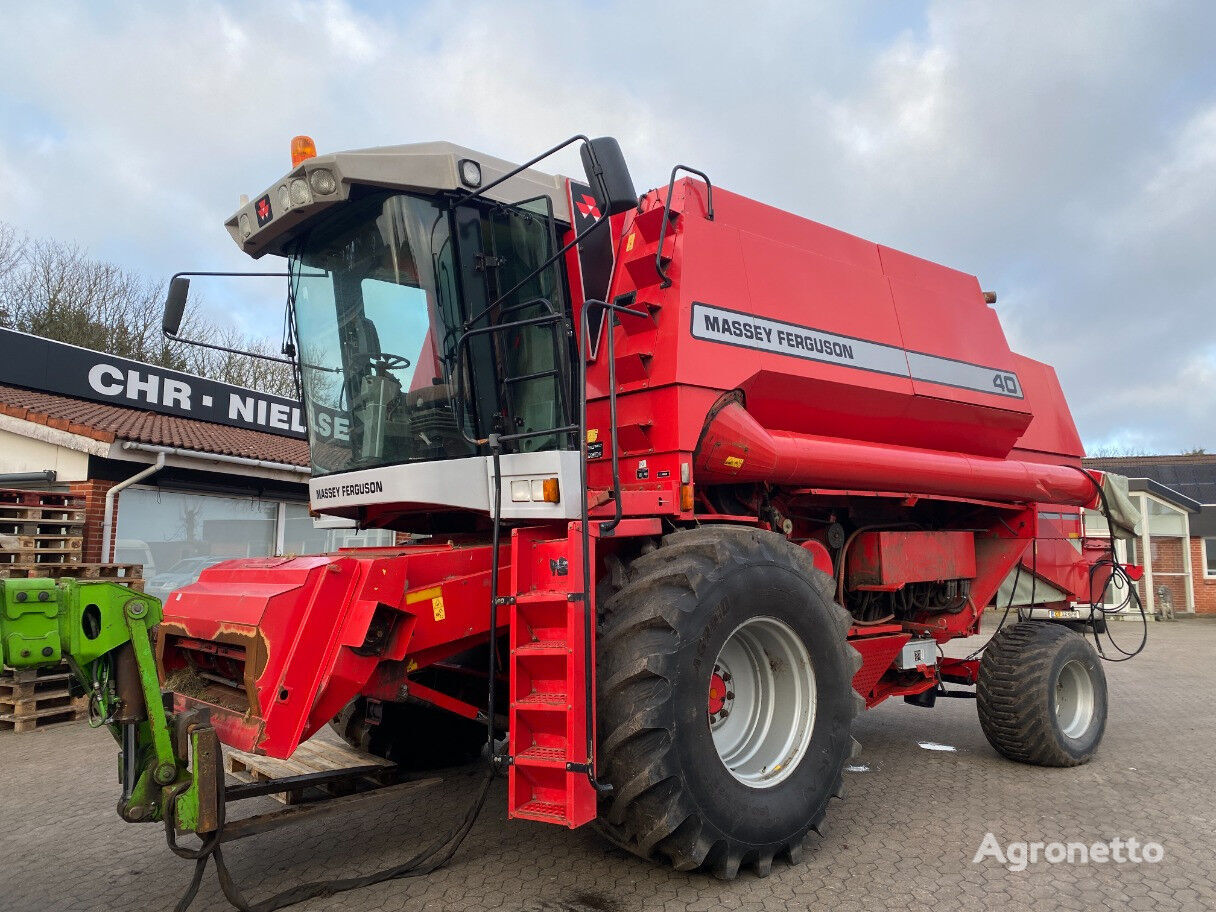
281, 502, 394, 555
1205, 538, 1216, 578
116, 488, 395, 602
1083, 492, 1195, 613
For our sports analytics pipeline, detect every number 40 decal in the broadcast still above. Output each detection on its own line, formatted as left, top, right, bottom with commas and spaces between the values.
993, 373, 1020, 395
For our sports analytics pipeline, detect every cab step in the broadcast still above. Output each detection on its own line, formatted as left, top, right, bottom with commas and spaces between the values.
506, 526, 596, 828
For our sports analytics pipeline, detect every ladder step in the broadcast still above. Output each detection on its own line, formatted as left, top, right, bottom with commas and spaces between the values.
623, 252, 668, 289
514, 640, 570, 656
513, 799, 570, 825
514, 590, 571, 605
514, 746, 568, 767
515, 692, 568, 710
628, 205, 671, 243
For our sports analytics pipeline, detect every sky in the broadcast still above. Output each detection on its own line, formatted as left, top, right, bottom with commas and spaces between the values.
0, 0, 1213, 454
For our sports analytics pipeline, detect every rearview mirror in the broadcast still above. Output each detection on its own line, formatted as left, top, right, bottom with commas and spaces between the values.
163, 277, 190, 336
581, 137, 637, 218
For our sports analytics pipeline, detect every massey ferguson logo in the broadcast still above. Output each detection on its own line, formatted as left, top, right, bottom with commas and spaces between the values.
254, 193, 273, 227
691, 302, 1024, 400
314, 480, 385, 500
575, 194, 602, 220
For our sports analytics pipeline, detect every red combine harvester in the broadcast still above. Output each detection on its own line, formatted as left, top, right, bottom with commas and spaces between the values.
153, 134, 1139, 883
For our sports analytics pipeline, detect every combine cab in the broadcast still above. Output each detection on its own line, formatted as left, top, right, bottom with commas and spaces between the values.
12, 133, 1141, 902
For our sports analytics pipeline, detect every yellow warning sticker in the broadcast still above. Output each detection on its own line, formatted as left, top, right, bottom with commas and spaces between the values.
432, 596, 446, 622
586, 428, 599, 443
625, 232, 636, 252
724, 456, 744, 469
406, 585, 443, 605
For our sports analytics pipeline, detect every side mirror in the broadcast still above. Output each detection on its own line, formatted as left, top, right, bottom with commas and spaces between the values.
163, 277, 190, 336
581, 137, 637, 218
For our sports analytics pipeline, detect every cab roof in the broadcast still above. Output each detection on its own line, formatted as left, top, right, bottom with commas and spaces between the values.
226, 141, 571, 259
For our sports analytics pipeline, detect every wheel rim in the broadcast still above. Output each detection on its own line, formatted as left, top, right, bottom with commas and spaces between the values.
1055, 659, 1096, 739
708, 616, 816, 788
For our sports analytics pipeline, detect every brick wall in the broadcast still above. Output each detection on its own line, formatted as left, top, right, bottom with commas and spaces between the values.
1191, 537, 1216, 615
1144, 536, 1189, 615
68, 479, 117, 563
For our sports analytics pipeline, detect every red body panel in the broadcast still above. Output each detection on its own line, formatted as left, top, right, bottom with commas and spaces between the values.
581, 179, 1090, 526
159, 542, 507, 756
849, 531, 976, 592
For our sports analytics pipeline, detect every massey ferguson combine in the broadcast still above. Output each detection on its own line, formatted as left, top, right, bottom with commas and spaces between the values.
0, 134, 1142, 905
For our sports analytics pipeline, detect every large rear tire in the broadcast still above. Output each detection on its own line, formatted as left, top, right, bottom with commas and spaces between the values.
595, 526, 861, 879
977, 621, 1108, 767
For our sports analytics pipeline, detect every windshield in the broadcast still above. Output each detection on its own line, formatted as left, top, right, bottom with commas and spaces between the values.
291, 192, 476, 475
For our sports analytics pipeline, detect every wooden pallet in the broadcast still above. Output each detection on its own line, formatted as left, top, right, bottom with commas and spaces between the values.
0, 664, 88, 733
223, 735, 395, 805
0, 533, 83, 565
0, 489, 85, 509
0, 491, 86, 564
0, 563, 143, 590
0, 506, 85, 536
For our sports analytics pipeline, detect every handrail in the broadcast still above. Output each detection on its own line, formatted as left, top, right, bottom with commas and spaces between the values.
572, 296, 652, 795
452, 298, 576, 449
655, 165, 714, 288
577, 297, 654, 535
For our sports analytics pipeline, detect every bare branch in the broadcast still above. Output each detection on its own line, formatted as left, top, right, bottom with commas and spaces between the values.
0, 223, 294, 397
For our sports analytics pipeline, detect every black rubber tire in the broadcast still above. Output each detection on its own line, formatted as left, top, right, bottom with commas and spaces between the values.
331, 697, 486, 771
594, 525, 862, 879
977, 621, 1108, 767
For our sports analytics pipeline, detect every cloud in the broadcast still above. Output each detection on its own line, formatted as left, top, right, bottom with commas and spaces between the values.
0, 0, 1213, 452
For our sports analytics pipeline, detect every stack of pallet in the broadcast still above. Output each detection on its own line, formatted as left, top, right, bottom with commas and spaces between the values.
0, 488, 85, 566
0, 665, 88, 733
0, 487, 144, 589
0, 561, 146, 590
0, 487, 145, 733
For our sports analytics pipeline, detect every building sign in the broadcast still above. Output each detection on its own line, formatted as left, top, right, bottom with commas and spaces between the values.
0, 328, 309, 438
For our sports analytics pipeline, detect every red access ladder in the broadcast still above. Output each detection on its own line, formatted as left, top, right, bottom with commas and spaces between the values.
506, 524, 596, 827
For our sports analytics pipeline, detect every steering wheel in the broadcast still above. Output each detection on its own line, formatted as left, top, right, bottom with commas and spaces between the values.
371, 352, 411, 371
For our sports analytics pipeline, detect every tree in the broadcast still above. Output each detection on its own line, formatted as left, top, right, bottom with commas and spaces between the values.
0, 222, 23, 280
0, 222, 295, 396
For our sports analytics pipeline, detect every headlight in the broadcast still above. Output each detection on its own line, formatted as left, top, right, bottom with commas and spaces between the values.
458, 158, 481, 188
239, 213, 252, 238
289, 178, 312, 207
508, 478, 560, 503
309, 168, 337, 195
277, 184, 291, 211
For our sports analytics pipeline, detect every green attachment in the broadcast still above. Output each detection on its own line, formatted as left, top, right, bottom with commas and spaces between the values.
1, 578, 183, 816
0, 577, 163, 670
0, 578, 219, 835
124, 602, 176, 777
172, 726, 222, 834
1, 578, 62, 667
